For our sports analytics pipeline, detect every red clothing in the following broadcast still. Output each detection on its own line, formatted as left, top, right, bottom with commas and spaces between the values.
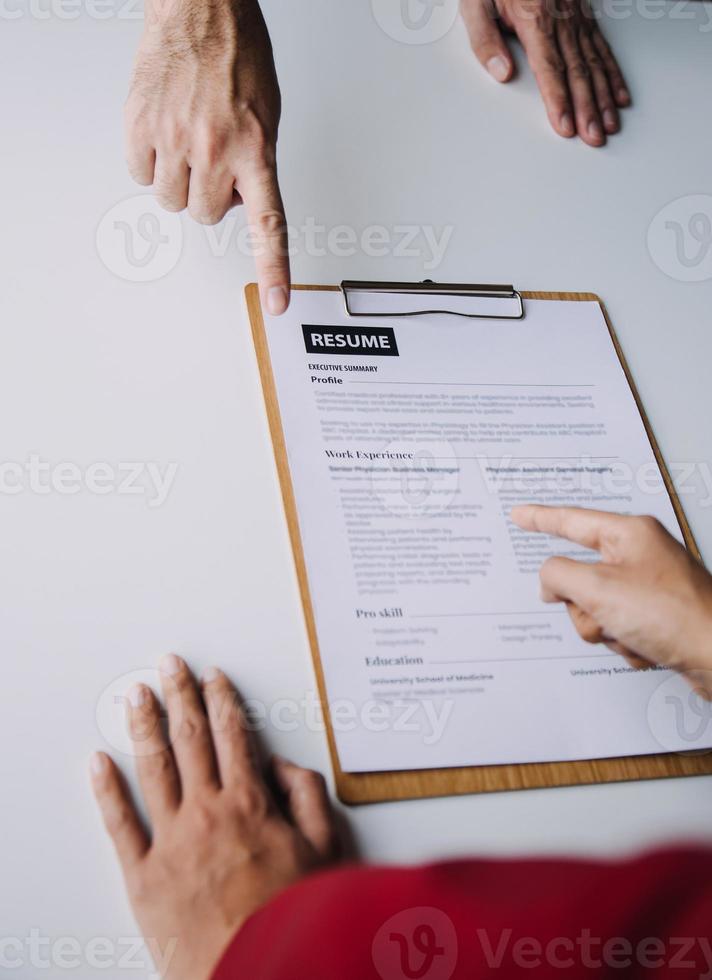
213, 850, 712, 979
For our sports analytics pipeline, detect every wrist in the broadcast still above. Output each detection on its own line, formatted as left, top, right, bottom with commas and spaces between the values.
143, 0, 243, 44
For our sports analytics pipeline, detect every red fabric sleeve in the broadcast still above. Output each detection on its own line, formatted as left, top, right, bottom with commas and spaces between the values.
212, 849, 712, 979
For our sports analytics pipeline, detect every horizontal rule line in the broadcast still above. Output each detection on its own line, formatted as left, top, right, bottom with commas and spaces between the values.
411, 610, 568, 618
348, 381, 596, 387
426, 456, 619, 461
429, 654, 621, 665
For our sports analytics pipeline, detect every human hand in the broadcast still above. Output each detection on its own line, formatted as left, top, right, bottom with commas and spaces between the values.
125, 0, 290, 314
511, 506, 712, 694
461, 0, 630, 146
91, 656, 340, 980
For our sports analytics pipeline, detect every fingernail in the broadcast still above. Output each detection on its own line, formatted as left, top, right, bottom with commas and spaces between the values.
618, 87, 630, 105
90, 752, 106, 776
202, 666, 220, 684
160, 653, 182, 676
560, 113, 574, 137
603, 109, 618, 132
588, 120, 603, 142
267, 286, 288, 316
486, 55, 509, 82
129, 683, 148, 708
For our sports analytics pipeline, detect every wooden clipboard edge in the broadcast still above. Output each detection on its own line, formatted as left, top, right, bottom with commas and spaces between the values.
543, 291, 701, 563
246, 283, 345, 793
246, 283, 712, 806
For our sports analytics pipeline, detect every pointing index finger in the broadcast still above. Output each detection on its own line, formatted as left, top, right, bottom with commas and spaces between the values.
511, 504, 627, 551
239, 165, 291, 317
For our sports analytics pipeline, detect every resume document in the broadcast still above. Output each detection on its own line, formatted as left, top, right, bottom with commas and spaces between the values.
259, 290, 711, 772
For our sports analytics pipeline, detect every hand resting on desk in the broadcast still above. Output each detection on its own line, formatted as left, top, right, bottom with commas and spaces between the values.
91, 656, 340, 980
461, 0, 631, 146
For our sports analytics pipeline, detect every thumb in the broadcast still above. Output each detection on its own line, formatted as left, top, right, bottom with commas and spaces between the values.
272, 756, 339, 860
461, 0, 513, 83
239, 164, 291, 317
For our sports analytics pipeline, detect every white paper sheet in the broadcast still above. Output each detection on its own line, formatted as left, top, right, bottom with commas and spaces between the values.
259, 290, 712, 773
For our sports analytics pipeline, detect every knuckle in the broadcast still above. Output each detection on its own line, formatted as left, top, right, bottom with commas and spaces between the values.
153, 180, 184, 211
128, 167, 152, 187
190, 800, 218, 835
220, 703, 246, 737
127, 866, 152, 906
123, 99, 148, 138
146, 749, 175, 780
187, 182, 229, 225
188, 203, 225, 226
129, 709, 161, 744
578, 618, 602, 644
533, 10, 556, 39
175, 713, 210, 745
105, 805, 133, 838
299, 768, 327, 794
253, 208, 286, 239
239, 108, 273, 150
157, 120, 188, 152
248, 136, 278, 173
196, 129, 231, 168
233, 784, 269, 819
634, 514, 663, 540
539, 555, 559, 580
567, 59, 590, 82
174, 667, 192, 688
541, 51, 565, 78
170, 670, 195, 696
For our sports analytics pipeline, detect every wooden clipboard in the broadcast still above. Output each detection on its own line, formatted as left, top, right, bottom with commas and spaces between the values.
246, 283, 712, 805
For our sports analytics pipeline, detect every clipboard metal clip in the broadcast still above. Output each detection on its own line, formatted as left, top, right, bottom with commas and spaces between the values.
340, 280, 525, 320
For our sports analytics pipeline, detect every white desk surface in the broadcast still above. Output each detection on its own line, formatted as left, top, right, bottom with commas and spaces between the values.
2, 0, 712, 971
